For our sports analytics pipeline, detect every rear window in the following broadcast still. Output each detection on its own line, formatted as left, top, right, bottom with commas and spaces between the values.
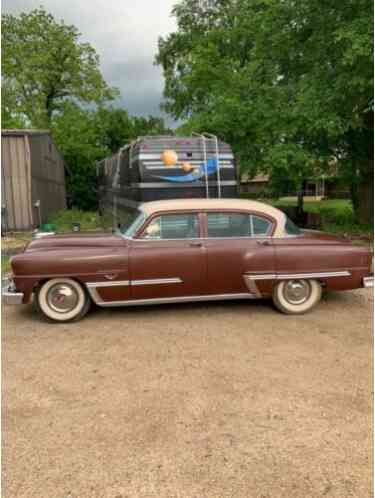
284, 217, 301, 235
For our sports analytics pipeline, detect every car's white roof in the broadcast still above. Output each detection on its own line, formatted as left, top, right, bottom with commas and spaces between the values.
140, 198, 287, 236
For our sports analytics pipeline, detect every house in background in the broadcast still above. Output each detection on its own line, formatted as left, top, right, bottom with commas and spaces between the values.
1, 129, 67, 231
240, 171, 350, 199
240, 173, 269, 195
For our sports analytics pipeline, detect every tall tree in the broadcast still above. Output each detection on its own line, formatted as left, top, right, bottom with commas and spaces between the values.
52, 103, 172, 210
156, 0, 373, 223
2, 7, 117, 127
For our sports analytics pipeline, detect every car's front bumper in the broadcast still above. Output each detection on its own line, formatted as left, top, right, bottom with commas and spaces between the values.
2, 279, 24, 305
363, 276, 374, 288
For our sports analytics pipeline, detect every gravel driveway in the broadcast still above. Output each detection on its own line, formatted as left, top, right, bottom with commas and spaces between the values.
2, 289, 373, 498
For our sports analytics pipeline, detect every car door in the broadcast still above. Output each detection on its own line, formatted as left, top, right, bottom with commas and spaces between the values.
203, 211, 276, 296
129, 211, 206, 300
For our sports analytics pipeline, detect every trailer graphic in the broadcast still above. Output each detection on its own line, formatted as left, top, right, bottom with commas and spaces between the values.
97, 134, 238, 228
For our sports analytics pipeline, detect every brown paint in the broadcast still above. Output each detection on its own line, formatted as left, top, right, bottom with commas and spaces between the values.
10, 206, 372, 305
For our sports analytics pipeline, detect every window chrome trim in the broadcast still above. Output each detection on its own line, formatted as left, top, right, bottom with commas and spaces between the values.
129, 235, 301, 242
131, 237, 203, 242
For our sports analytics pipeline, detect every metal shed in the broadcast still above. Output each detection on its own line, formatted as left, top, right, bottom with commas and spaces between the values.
1, 129, 67, 231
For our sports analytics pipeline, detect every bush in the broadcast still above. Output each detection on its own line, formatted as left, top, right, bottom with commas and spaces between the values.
319, 204, 355, 226
47, 210, 102, 232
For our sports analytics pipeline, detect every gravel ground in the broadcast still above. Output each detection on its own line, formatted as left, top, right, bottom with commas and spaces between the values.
2, 289, 373, 498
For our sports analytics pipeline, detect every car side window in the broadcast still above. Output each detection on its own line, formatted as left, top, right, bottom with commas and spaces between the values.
140, 213, 199, 240
252, 215, 272, 235
206, 212, 272, 238
207, 213, 251, 237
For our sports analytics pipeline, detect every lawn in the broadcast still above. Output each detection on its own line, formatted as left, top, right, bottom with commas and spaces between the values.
46, 209, 103, 232
241, 195, 373, 239
2, 255, 11, 274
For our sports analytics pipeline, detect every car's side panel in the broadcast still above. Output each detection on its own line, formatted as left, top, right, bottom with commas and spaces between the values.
12, 246, 131, 303
203, 238, 276, 295
128, 239, 207, 299
273, 237, 371, 291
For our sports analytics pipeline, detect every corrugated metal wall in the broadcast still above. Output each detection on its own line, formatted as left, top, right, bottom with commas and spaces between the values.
1, 135, 33, 230
1, 132, 67, 230
29, 134, 66, 225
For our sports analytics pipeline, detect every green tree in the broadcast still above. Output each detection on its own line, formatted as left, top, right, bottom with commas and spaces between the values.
52, 103, 172, 210
131, 115, 172, 138
52, 102, 107, 210
156, 0, 373, 223
2, 7, 117, 127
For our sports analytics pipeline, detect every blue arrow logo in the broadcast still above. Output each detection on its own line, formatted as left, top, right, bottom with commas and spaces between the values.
152, 158, 218, 183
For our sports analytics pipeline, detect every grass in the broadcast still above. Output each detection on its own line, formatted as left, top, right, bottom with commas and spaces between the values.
241, 195, 373, 239
46, 209, 103, 233
2, 255, 11, 274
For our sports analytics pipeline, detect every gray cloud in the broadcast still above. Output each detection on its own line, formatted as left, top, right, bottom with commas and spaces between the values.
2, 0, 177, 124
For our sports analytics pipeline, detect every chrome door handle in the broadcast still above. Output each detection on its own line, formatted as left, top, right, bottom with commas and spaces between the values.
257, 240, 270, 246
189, 241, 203, 247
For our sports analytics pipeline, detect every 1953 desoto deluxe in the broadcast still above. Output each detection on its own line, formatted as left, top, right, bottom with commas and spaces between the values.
3, 199, 373, 322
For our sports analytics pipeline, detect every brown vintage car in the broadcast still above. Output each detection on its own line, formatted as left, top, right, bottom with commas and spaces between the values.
3, 199, 373, 322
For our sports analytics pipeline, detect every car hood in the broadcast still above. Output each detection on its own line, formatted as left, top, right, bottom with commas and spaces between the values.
25, 232, 127, 252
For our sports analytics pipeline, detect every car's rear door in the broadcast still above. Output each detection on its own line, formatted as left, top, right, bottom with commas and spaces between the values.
203, 211, 276, 296
129, 211, 206, 299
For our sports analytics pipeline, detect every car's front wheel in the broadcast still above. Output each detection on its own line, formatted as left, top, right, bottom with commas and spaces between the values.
272, 279, 322, 315
35, 278, 90, 322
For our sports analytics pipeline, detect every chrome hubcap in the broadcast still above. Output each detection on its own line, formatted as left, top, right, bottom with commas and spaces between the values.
47, 284, 79, 313
283, 280, 310, 305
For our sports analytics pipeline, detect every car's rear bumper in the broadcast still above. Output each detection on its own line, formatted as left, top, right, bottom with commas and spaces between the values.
2, 279, 24, 305
363, 276, 374, 288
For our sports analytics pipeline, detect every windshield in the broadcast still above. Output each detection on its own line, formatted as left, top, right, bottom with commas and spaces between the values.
121, 210, 146, 238
284, 216, 301, 235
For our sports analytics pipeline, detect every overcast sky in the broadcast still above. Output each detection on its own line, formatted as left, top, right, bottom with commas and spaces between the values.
2, 0, 178, 124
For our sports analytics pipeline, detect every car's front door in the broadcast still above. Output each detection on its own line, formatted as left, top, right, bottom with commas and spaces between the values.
203, 211, 276, 296
129, 211, 206, 300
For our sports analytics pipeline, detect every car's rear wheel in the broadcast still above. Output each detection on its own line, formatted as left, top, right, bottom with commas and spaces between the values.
35, 278, 90, 323
272, 279, 322, 314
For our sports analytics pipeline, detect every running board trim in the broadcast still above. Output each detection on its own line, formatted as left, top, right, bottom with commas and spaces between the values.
89, 293, 255, 307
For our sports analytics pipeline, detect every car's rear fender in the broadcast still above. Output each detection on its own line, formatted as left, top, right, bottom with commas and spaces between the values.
273, 237, 372, 291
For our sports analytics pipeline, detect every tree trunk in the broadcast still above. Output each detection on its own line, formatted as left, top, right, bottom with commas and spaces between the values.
297, 180, 305, 224
355, 162, 374, 225
347, 110, 373, 226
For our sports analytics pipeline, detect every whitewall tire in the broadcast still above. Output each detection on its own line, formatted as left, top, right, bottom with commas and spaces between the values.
272, 279, 322, 315
35, 278, 90, 323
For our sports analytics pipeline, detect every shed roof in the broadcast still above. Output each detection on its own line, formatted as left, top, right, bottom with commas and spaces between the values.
2, 129, 51, 136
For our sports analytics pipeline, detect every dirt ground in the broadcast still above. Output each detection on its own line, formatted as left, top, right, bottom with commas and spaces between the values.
2, 289, 373, 498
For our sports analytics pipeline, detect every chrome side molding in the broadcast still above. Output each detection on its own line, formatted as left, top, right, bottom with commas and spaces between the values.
243, 271, 352, 298
86, 280, 130, 288
90, 293, 255, 307
85, 277, 184, 304
245, 271, 351, 280
132, 278, 182, 286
